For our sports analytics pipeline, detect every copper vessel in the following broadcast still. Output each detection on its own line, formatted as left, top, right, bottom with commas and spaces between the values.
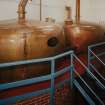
65, 0, 105, 53
0, 0, 66, 83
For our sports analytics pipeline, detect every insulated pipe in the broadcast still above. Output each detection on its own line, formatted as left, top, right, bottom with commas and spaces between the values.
18, 0, 32, 20
76, 0, 80, 24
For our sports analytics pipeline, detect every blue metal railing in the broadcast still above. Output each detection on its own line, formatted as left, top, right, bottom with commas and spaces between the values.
88, 42, 105, 89
72, 54, 105, 105
0, 43, 105, 105
0, 50, 73, 105
88, 42, 105, 69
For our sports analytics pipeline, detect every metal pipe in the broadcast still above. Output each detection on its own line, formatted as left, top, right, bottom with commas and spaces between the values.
66, 6, 71, 20
65, 6, 73, 25
40, 0, 42, 21
76, 0, 80, 24
18, 0, 32, 20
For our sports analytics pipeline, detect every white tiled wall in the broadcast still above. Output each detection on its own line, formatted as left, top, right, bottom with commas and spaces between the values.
0, 0, 105, 26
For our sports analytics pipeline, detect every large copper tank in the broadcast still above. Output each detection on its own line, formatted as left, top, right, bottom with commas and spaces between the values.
0, 20, 65, 61
65, 23, 105, 53
65, 0, 105, 53
0, 0, 66, 83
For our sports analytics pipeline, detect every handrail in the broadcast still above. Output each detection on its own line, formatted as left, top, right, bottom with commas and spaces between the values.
73, 54, 105, 90
0, 51, 73, 68
89, 48, 105, 66
0, 47, 105, 105
73, 80, 95, 105
0, 74, 51, 90
72, 54, 105, 105
89, 52, 105, 61
74, 70, 104, 105
0, 50, 73, 105
88, 42, 105, 48
88, 42, 105, 87
90, 64, 105, 81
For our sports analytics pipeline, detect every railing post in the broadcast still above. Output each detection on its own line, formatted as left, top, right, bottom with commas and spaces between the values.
50, 59, 55, 105
70, 52, 74, 89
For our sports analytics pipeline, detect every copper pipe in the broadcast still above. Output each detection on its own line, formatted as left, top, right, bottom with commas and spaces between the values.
18, 0, 32, 20
76, 0, 80, 24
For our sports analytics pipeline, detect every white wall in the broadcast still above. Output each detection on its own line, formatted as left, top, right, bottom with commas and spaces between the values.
0, 0, 41, 21
70, 0, 105, 26
0, 0, 105, 26
0, 1, 17, 20
0, 0, 66, 22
